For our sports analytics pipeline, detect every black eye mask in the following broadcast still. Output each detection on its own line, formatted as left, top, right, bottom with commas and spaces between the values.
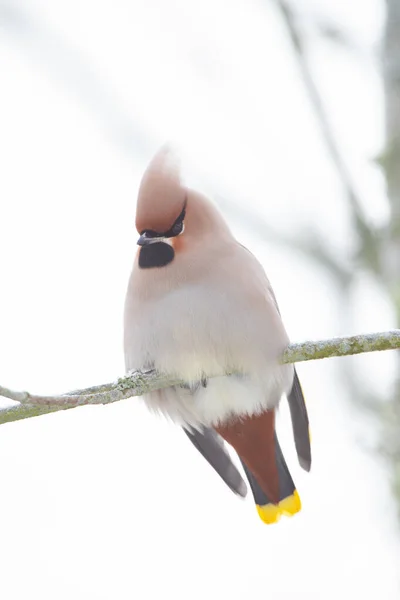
140, 203, 186, 240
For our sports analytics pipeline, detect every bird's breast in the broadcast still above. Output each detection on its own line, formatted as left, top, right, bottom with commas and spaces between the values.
124, 265, 293, 426
125, 283, 290, 384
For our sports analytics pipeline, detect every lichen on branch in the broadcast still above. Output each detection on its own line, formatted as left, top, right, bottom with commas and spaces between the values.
0, 329, 399, 427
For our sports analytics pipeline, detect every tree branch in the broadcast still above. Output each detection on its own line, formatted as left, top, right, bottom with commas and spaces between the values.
0, 330, 399, 427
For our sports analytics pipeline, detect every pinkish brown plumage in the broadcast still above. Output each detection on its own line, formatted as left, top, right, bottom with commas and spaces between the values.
124, 147, 311, 523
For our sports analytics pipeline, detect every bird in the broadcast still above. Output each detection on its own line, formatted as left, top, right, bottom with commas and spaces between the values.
124, 147, 311, 524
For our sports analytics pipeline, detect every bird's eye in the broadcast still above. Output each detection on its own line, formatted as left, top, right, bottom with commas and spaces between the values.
164, 201, 186, 238
171, 220, 184, 236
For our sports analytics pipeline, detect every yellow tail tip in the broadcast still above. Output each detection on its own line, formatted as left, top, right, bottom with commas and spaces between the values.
279, 490, 302, 516
256, 503, 281, 524
256, 490, 302, 524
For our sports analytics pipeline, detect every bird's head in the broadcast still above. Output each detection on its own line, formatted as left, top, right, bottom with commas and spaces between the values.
135, 147, 231, 269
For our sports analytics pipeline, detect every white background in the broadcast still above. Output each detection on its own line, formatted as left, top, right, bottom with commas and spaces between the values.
0, 0, 399, 598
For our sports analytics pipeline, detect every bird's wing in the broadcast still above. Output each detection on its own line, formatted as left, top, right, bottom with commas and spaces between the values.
260, 276, 312, 472
287, 368, 311, 471
183, 426, 247, 497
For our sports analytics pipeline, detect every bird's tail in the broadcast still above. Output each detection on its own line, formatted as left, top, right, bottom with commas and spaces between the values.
240, 432, 301, 524
215, 410, 301, 525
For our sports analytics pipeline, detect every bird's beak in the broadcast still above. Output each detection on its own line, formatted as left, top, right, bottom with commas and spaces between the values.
137, 234, 165, 246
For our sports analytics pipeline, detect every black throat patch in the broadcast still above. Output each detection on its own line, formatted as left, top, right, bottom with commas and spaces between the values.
139, 242, 175, 269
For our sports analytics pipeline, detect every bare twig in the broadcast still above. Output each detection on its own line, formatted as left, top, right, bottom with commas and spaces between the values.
1, 330, 399, 427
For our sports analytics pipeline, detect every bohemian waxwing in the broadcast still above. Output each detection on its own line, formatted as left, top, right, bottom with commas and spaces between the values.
124, 147, 311, 524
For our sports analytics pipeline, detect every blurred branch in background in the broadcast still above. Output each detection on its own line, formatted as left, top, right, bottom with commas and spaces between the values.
1, 330, 399, 427
274, 0, 400, 514
216, 194, 353, 288
274, 0, 380, 273
380, 0, 400, 505
382, 0, 400, 308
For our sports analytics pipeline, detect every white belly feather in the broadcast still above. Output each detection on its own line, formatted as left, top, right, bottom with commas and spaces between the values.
124, 279, 293, 428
